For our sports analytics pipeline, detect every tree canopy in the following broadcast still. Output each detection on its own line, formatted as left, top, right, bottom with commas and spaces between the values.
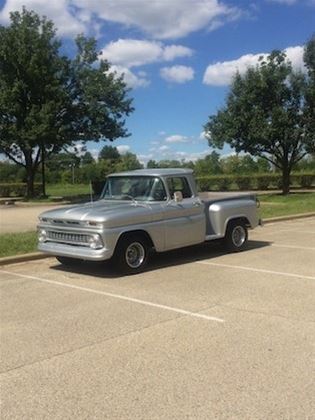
204, 39, 315, 194
0, 8, 134, 197
98, 145, 121, 161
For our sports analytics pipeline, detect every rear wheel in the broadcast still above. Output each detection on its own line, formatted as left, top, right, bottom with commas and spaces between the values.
224, 220, 248, 252
113, 234, 151, 274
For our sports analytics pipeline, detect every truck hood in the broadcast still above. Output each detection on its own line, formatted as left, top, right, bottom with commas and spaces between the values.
39, 200, 157, 228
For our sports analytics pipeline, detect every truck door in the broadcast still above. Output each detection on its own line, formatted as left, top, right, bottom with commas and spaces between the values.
163, 176, 205, 250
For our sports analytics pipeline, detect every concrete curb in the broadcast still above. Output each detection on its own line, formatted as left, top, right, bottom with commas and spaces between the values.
263, 212, 315, 224
0, 252, 50, 266
1, 212, 314, 266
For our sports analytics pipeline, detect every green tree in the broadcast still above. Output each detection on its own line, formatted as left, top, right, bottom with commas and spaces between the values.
256, 157, 271, 173
0, 8, 133, 197
221, 155, 258, 175
81, 151, 95, 165
98, 145, 120, 161
194, 151, 221, 176
205, 48, 315, 194
158, 160, 182, 168
147, 159, 158, 168
115, 152, 143, 171
46, 152, 80, 171
304, 35, 315, 146
0, 161, 24, 182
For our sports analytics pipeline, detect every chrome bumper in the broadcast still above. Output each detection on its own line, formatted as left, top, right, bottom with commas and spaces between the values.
38, 242, 114, 261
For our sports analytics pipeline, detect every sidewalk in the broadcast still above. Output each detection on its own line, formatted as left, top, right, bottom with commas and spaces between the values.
0, 204, 68, 234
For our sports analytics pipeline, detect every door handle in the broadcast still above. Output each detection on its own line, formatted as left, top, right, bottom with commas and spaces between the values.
193, 201, 202, 207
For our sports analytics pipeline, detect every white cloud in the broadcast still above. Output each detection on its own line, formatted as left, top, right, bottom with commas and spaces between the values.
138, 153, 154, 165
101, 39, 162, 68
158, 149, 209, 162
101, 39, 193, 68
73, 0, 242, 40
203, 45, 305, 86
109, 65, 149, 89
159, 145, 170, 152
160, 65, 195, 83
0, 0, 244, 40
165, 135, 189, 143
285, 46, 305, 69
116, 145, 131, 154
178, 150, 209, 162
199, 131, 211, 141
162, 45, 193, 61
0, 0, 87, 36
89, 148, 101, 160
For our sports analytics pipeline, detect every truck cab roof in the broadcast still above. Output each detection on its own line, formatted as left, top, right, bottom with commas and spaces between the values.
108, 168, 194, 177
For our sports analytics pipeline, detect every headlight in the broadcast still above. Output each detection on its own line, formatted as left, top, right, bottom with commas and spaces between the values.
84, 220, 103, 228
88, 234, 103, 249
38, 229, 47, 243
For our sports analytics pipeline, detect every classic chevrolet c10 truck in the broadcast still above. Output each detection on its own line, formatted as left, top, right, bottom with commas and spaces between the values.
37, 168, 262, 273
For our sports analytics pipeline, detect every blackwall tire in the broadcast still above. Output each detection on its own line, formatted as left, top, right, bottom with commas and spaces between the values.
224, 220, 248, 252
114, 234, 150, 274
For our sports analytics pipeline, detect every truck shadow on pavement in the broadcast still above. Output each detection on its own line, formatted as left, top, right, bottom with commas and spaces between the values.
51, 239, 271, 279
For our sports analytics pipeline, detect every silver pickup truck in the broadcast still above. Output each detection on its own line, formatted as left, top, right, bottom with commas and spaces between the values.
38, 169, 261, 273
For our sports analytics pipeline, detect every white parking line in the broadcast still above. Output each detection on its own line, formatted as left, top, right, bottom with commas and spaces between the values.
271, 229, 315, 234
196, 261, 315, 281
0, 270, 224, 323
272, 244, 315, 251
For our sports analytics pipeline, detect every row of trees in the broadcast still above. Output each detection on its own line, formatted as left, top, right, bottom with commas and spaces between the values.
2, 148, 314, 186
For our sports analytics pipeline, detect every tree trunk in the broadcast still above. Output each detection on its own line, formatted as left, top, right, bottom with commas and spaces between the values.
282, 166, 290, 195
26, 168, 35, 198
41, 143, 47, 197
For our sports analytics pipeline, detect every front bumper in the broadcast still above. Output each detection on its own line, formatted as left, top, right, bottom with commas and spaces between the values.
38, 242, 114, 261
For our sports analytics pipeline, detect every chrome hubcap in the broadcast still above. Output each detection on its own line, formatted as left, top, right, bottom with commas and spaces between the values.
232, 226, 246, 247
125, 242, 145, 269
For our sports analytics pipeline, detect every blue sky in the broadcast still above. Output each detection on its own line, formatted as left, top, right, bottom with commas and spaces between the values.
0, 0, 314, 165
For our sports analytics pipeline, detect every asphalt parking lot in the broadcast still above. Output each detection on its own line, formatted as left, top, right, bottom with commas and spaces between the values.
1, 217, 315, 419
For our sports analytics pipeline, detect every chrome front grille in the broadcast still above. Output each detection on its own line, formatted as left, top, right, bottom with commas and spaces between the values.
47, 231, 90, 246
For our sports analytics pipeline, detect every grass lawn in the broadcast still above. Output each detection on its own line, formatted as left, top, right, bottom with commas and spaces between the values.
46, 183, 91, 197
258, 192, 315, 219
23, 184, 92, 203
0, 192, 314, 258
0, 231, 38, 258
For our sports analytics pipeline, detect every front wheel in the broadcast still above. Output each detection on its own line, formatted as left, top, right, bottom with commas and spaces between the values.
113, 234, 151, 274
224, 220, 248, 252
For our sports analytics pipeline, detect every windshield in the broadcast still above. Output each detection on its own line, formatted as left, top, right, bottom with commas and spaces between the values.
101, 176, 167, 202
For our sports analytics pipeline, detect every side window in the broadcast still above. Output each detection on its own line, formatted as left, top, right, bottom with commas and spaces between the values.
150, 178, 167, 201
167, 177, 192, 199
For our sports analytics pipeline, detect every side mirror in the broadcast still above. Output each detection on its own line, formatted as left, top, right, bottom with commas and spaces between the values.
174, 191, 183, 203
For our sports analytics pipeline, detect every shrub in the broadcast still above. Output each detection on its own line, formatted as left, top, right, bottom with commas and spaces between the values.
196, 177, 214, 192
0, 183, 42, 197
299, 173, 314, 188
255, 174, 272, 190
264, 174, 282, 189
235, 175, 252, 190
216, 176, 232, 191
